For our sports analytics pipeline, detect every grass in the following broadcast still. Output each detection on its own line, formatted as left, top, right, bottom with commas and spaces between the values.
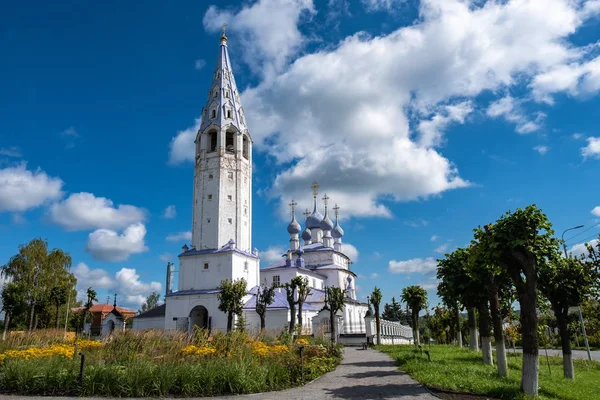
378, 344, 600, 400
0, 329, 342, 397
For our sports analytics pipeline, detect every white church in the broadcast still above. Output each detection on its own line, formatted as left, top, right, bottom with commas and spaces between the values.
134, 30, 376, 339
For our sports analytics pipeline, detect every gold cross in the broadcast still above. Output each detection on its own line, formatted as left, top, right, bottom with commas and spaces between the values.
312, 181, 319, 198
322, 193, 329, 209
289, 199, 297, 215
333, 204, 340, 219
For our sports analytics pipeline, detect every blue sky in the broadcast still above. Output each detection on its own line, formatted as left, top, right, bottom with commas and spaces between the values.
1, 0, 600, 310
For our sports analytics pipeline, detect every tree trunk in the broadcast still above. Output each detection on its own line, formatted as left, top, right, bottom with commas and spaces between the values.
412, 310, 420, 345
259, 313, 266, 331
28, 302, 35, 334
289, 303, 296, 334
330, 308, 336, 344
490, 289, 508, 377
2, 312, 10, 340
468, 306, 479, 351
55, 302, 61, 329
478, 301, 493, 366
227, 311, 233, 332
375, 310, 381, 345
555, 306, 574, 379
297, 302, 303, 334
454, 303, 462, 347
33, 313, 38, 332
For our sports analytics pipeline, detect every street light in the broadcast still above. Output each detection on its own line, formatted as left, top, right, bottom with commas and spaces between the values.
561, 225, 592, 361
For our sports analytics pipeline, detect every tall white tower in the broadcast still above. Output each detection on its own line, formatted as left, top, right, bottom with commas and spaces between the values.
192, 25, 252, 252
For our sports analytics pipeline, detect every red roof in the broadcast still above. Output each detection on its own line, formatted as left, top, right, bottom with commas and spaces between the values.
71, 304, 136, 315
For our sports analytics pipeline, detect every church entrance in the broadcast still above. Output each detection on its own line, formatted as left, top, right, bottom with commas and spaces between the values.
189, 305, 209, 332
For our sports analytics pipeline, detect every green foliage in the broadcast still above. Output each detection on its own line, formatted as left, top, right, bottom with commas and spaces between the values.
282, 279, 299, 333
139, 291, 160, 314
217, 278, 247, 332
371, 287, 382, 343
255, 283, 276, 330
382, 297, 406, 322
379, 344, 600, 400
295, 277, 311, 334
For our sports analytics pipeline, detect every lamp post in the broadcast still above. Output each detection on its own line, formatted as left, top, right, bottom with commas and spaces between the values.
561, 225, 592, 361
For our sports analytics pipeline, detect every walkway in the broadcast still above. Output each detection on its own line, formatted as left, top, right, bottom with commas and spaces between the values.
0, 348, 438, 400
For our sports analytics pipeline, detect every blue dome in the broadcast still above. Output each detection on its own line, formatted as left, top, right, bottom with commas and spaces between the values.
301, 227, 312, 241
332, 223, 344, 238
287, 217, 301, 234
306, 209, 323, 229
320, 215, 334, 231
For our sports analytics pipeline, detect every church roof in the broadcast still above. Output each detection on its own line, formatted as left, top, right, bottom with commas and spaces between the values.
179, 240, 258, 259
165, 288, 220, 298
199, 32, 249, 138
261, 263, 328, 279
134, 304, 166, 319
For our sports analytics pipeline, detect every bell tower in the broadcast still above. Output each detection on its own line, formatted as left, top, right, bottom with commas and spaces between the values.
192, 25, 252, 252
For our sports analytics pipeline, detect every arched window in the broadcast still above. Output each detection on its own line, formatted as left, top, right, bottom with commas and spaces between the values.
242, 135, 249, 159
225, 131, 235, 154
211, 109, 216, 119
208, 131, 217, 153
213, 89, 218, 98
226, 110, 232, 119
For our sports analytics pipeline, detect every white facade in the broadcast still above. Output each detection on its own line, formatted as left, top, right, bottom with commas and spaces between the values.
132, 316, 164, 331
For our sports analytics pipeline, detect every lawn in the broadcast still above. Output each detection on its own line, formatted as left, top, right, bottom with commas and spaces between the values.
378, 344, 600, 400
0, 329, 341, 397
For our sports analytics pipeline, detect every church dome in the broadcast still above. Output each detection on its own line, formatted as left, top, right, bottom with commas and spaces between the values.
287, 217, 301, 234
306, 209, 323, 229
301, 227, 312, 241
319, 215, 334, 231
332, 223, 344, 238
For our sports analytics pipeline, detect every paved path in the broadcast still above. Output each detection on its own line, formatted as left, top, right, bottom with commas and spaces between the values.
0, 348, 438, 400
510, 348, 600, 361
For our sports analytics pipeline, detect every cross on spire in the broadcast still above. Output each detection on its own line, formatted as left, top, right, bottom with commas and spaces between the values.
221, 23, 227, 37
322, 193, 329, 213
312, 181, 319, 199
304, 208, 311, 218
289, 199, 297, 219
333, 203, 340, 220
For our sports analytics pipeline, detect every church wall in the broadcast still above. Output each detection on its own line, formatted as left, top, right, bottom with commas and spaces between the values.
165, 293, 229, 332
260, 268, 324, 290
132, 317, 165, 331
243, 309, 288, 334
178, 251, 259, 291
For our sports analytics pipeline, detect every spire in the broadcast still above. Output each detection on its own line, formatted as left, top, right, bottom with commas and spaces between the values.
113, 293, 117, 308
306, 181, 323, 230
320, 193, 334, 248
287, 199, 301, 251
200, 28, 248, 136
302, 208, 312, 245
332, 203, 344, 252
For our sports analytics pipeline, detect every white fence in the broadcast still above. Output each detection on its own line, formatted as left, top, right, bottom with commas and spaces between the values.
365, 316, 413, 345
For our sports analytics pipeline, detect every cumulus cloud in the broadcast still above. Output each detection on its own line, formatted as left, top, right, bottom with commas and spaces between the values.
531, 56, 600, 104
434, 243, 448, 254
0, 163, 63, 212
591, 206, 600, 216
260, 246, 286, 264
163, 205, 177, 219
160, 253, 173, 262
86, 223, 148, 262
0, 147, 22, 158
569, 238, 598, 257
388, 257, 437, 274
430, 235, 439, 242
166, 231, 192, 242
533, 145, 549, 155
582, 137, 600, 159
168, 118, 200, 165
73, 262, 161, 309
486, 96, 544, 134
343, 243, 359, 262
50, 192, 146, 231
362, 0, 406, 12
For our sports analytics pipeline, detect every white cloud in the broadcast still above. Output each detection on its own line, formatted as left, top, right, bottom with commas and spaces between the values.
362, 0, 406, 12
260, 246, 286, 264
11, 213, 25, 224
569, 238, 598, 257
430, 235, 439, 242
343, 243, 359, 262
572, 133, 583, 140
50, 192, 146, 231
533, 145, 549, 155
582, 137, 600, 159
434, 243, 448, 254
160, 253, 173, 262
73, 262, 161, 310
194, 59, 206, 70
404, 219, 429, 228
0, 163, 63, 212
531, 56, 600, 103
168, 118, 200, 165
418, 101, 473, 147
388, 257, 437, 274
0, 147, 22, 158
370, 273, 379, 278
591, 206, 600, 216
163, 205, 177, 219
203, 0, 315, 79
166, 231, 192, 242
419, 282, 438, 291
86, 223, 148, 262
486, 96, 543, 134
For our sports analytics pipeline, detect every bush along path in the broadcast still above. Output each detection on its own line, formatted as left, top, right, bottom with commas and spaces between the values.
0, 347, 437, 400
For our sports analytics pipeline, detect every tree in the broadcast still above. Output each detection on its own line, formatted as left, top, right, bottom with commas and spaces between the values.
402, 285, 428, 345
139, 291, 160, 314
255, 283, 276, 331
48, 284, 69, 329
1, 238, 72, 333
477, 205, 559, 396
539, 256, 597, 379
370, 287, 382, 345
295, 277, 311, 335
81, 287, 98, 333
1, 281, 27, 340
325, 286, 346, 344
382, 297, 406, 322
282, 280, 299, 333
217, 278, 247, 332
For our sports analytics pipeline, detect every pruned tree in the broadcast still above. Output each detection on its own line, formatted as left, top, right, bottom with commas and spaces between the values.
81, 287, 98, 334
217, 278, 247, 332
370, 287, 382, 345
255, 283, 276, 331
139, 291, 161, 314
282, 280, 299, 333
295, 276, 311, 335
325, 286, 346, 344
477, 205, 559, 396
539, 255, 597, 379
401, 285, 428, 345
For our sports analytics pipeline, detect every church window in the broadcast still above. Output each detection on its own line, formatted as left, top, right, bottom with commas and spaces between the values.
244, 261, 248, 271
213, 89, 218, 98
217, 71, 220, 79
273, 275, 280, 286
225, 90, 230, 98
204, 263, 209, 270
211, 109, 216, 119
228, 172, 234, 180
228, 218, 232, 224
242, 135, 249, 159
313, 279, 316, 288
225, 131, 235, 153
227, 195, 232, 201
208, 194, 212, 200
209, 131, 217, 152
226, 110, 232, 119
244, 207, 247, 216
207, 218, 211, 223
208, 174, 213, 180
